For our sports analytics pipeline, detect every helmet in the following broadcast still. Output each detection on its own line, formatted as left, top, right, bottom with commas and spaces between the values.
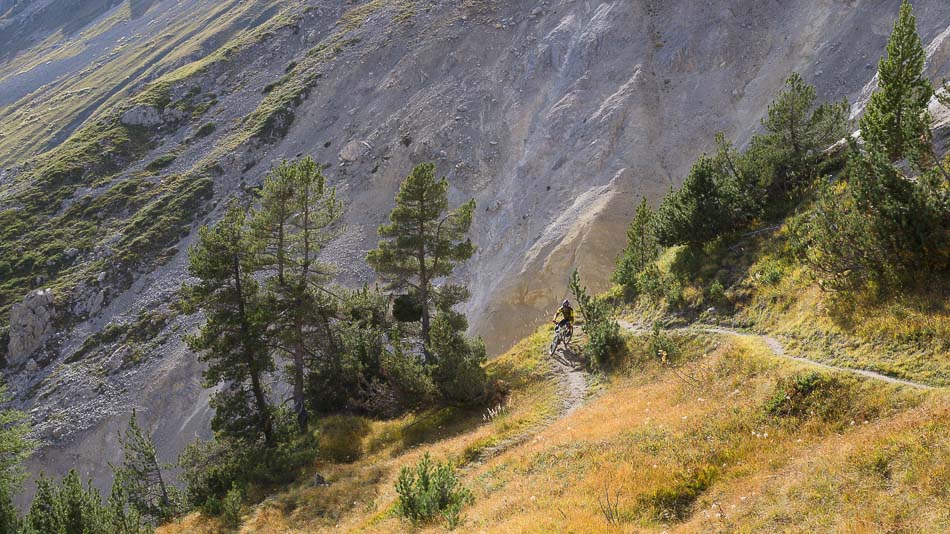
562, 299, 571, 307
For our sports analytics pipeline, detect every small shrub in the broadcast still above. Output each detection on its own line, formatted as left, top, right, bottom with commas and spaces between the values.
220, 483, 244, 528
648, 323, 680, 363
570, 270, 626, 370
381, 349, 436, 405
754, 259, 786, 286
178, 429, 315, 514
194, 122, 216, 138
662, 278, 685, 309
145, 154, 176, 172
635, 264, 667, 301
764, 371, 852, 422
430, 316, 489, 406
706, 279, 726, 303
395, 453, 473, 528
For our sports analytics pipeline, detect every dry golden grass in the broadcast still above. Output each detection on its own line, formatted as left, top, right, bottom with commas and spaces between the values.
158, 328, 561, 534
160, 329, 948, 533
628, 224, 949, 386
738, 257, 950, 386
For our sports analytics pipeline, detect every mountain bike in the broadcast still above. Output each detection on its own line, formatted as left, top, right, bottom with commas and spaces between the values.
549, 321, 574, 356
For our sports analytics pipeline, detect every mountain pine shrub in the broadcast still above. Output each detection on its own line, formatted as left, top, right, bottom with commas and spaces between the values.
394, 453, 473, 528
570, 270, 625, 370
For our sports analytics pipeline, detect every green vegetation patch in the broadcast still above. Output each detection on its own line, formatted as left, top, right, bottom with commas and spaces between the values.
145, 154, 177, 172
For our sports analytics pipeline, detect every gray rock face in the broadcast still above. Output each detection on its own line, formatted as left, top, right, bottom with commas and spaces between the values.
119, 105, 186, 128
7, 288, 55, 365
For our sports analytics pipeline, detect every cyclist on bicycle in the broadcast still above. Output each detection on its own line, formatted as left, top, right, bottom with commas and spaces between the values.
552, 299, 574, 337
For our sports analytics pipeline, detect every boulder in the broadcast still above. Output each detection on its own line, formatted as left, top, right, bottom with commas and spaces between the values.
338, 140, 370, 163
103, 345, 132, 374
120, 105, 187, 128
120, 105, 163, 127
7, 289, 55, 365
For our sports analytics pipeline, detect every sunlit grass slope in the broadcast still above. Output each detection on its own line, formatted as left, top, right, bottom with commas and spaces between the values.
158, 328, 564, 533
159, 327, 948, 533
624, 219, 949, 387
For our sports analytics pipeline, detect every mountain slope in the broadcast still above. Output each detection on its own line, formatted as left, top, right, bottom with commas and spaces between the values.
155, 326, 948, 533
3, 0, 950, 501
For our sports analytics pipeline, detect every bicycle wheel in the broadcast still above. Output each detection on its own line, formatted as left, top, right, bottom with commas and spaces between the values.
549, 332, 561, 356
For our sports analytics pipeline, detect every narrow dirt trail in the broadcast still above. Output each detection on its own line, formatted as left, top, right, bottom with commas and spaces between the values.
618, 320, 937, 391
469, 338, 590, 464
550, 348, 589, 417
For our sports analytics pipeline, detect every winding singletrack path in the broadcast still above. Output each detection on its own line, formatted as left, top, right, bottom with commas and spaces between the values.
469, 337, 590, 464
618, 320, 937, 391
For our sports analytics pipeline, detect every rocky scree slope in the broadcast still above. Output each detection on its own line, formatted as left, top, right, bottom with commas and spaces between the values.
2, 0, 950, 500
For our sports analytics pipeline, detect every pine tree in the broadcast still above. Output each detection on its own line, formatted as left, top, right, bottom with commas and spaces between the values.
860, 0, 933, 162
366, 163, 475, 360
252, 157, 343, 430
184, 205, 274, 445
107, 480, 154, 534
0, 381, 33, 492
0, 380, 33, 532
59, 470, 110, 534
112, 409, 172, 523
613, 198, 658, 291
0, 482, 19, 534
654, 156, 732, 246
26, 475, 65, 534
428, 315, 488, 405
760, 73, 849, 191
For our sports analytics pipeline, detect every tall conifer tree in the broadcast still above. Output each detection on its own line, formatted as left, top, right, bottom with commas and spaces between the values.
860, 0, 933, 162
367, 163, 475, 360
112, 410, 172, 523
252, 157, 343, 430
184, 205, 274, 445
613, 198, 658, 290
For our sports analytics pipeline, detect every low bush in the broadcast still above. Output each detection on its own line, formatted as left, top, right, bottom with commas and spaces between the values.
570, 270, 626, 370
648, 324, 680, 363
178, 417, 316, 516
430, 316, 489, 406
194, 122, 216, 138
145, 154, 176, 172
220, 483, 244, 528
764, 371, 848, 421
395, 453, 473, 528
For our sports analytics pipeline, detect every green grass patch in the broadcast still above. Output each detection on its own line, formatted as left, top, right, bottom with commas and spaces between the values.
145, 153, 177, 171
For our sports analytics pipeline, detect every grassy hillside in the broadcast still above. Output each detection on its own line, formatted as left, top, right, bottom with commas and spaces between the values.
154, 178, 948, 532
156, 313, 948, 533
619, 217, 949, 388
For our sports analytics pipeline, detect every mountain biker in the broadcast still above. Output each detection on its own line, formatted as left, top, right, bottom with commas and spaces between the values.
552, 299, 574, 338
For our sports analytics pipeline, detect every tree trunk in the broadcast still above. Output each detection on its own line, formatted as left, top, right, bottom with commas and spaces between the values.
292, 313, 308, 431
418, 254, 431, 363
249, 368, 273, 445
233, 250, 273, 446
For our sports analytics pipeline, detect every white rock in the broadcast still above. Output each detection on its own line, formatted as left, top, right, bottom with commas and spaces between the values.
120, 105, 163, 127
7, 289, 55, 365
338, 140, 369, 162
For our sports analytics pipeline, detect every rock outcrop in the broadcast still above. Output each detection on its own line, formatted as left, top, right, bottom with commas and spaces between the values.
119, 105, 186, 128
7, 288, 54, 365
